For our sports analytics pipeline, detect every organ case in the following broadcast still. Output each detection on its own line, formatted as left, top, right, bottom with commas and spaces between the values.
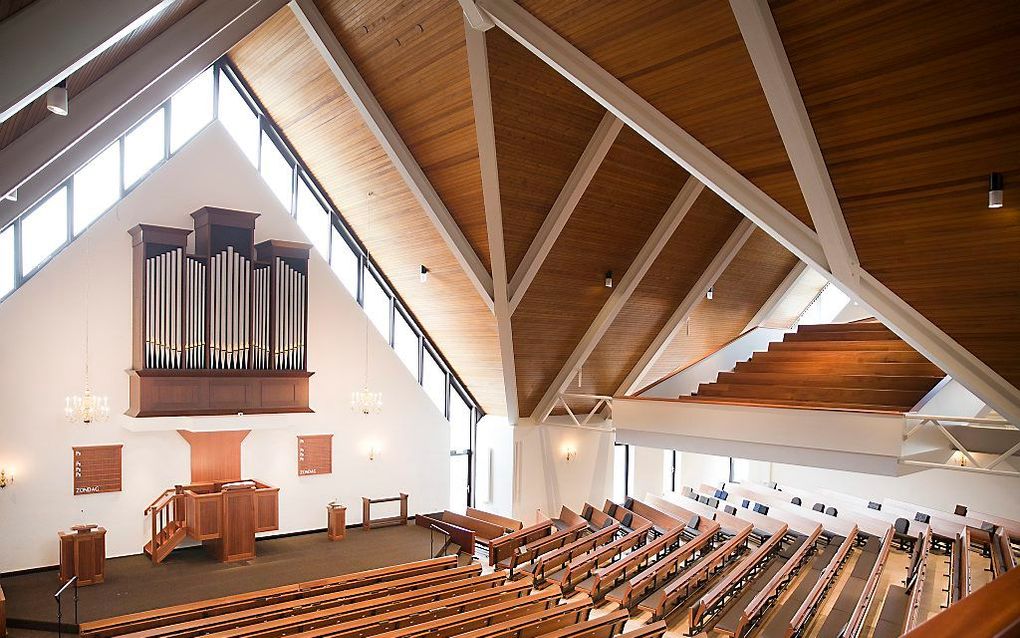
127, 207, 313, 417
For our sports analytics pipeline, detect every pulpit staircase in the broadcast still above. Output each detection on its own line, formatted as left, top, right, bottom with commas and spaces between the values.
144, 488, 188, 564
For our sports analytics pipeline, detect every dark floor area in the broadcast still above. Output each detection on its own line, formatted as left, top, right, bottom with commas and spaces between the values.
2, 524, 444, 635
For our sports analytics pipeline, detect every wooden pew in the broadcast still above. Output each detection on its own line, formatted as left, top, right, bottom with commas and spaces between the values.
781, 527, 857, 638
605, 520, 721, 609
901, 531, 932, 635
602, 500, 654, 533
901, 566, 1020, 637
770, 482, 900, 538
489, 517, 555, 567
724, 484, 857, 539
80, 556, 460, 638
528, 610, 628, 638
547, 526, 649, 592
617, 625, 668, 638
117, 568, 501, 638
467, 508, 523, 534
640, 520, 754, 621
726, 525, 822, 638
689, 522, 789, 633
286, 588, 566, 638
580, 503, 618, 531
520, 522, 619, 585
497, 512, 588, 572
193, 578, 533, 638
416, 511, 503, 555
837, 526, 896, 638
622, 497, 683, 535
445, 597, 593, 638
576, 525, 685, 600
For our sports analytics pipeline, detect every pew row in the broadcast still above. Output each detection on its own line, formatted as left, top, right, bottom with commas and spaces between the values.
546, 527, 649, 592
520, 522, 619, 585
489, 516, 555, 567
576, 525, 685, 601
778, 528, 857, 638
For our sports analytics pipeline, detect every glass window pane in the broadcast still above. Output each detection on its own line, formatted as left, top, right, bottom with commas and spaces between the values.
662, 450, 675, 494
449, 390, 472, 451
362, 268, 390, 339
22, 186, 68, 274
330, 227, 359, 298
218, 74, 258, 165
613, 444, 627, 503
392, 310, 419, 379
170, 68, 213, 152
450, 453, 469, 512
422, 348, 446, 414
0, 225, 14, 297
296, 179, 330, 256
123, 109, 165, 188
260, 131, 293, 210
73, 143, 120, 234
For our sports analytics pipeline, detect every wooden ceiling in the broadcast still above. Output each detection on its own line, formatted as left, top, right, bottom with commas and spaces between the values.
0, 0, 204, 150
3, 0, 1017, 419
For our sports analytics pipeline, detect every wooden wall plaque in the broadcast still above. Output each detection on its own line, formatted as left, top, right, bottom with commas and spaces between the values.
297, 435, 332, 476
72, 445, 123, 495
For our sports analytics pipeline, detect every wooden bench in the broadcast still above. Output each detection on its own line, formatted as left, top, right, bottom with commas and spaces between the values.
622, 497, 684, 535
902, 531, 932, 634
117, 566, 497, 638
576, 525, 685, 600
362, 494, 408, 529
520, 522, 619, 585
415, 510, 508, 556
194, 578, 533, 638
901, 566, 1020, 637
489, 517, 555, 567
606, 519, 720, 609
580, 503, 618, 531
832, 526, 895, 638
466, 508, 523, 534
689, 522, 789, 633
547, 526, 649, 592
602, 500, 654, 533
450, 597, 592, 638
527, 610, 629, 638
80, 556, 459, 638
641, 520, 753, 621
496, 510, 588, 572
780, 527, 857, 638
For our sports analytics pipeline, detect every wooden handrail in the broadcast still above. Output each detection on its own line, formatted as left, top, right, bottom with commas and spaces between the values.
787, 525, 858, 637
144, 488, 176, 514
843, 526, 895, 638
902, 530, 932, 634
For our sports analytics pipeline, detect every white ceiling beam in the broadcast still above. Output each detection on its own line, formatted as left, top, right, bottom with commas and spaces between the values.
533, 177, 705, 421
464, 17, 519, 422
742, 260, 807, 333
0, 0, 174, 125
730, 0, 859, 284
471, 0, 1020, 425
618, 219, 755, 397
292, 0, 495, 312
458, 0, 494, 31
508, 111, 623, 314
0, 0, 286, 229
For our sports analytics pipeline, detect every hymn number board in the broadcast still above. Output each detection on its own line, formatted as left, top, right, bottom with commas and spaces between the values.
297, 435, 332, 476
73, 445, 123, 495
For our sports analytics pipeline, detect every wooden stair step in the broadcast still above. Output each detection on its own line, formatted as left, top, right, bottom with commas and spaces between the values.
734, 360, 943, 376
675, 395, 905, 413
694, 383, 921, 408
768, 340, 915, 352
795, 322, 889, 332
784, 330, 898, 342
751, 350, 930, 363
715, 371, 942, 392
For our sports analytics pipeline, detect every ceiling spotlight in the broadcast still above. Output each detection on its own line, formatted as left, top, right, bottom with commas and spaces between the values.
3, 188, 15, 202
706, 286, 714, 300
989, 172, 1004, 209
604, 271, 613, 288
46, 79, 68, 116
419, 264, 429, 283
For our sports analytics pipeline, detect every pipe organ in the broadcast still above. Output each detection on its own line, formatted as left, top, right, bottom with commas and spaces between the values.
128, 207, 313, 417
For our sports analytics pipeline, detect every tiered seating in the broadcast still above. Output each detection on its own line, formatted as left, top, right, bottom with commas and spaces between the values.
546, 526, 649, 592
677, 322, 944, 412
490, 508, 588, 573
519, 522, 619, 585
771, 528, 857, 638
575, 525, 685, 601
524, 611, 667, 638
834, 526, 897, 638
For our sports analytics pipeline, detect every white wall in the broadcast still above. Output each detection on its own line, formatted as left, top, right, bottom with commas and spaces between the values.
474, 415, 514, 518
0, 124, 451, 572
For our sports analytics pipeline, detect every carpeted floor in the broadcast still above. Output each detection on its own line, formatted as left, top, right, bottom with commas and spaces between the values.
2, 524, 451, 635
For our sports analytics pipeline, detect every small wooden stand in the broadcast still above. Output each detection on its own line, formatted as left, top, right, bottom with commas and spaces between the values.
362, 493, 408, 529
327, 503, 347, 541
59, 524, 106, 586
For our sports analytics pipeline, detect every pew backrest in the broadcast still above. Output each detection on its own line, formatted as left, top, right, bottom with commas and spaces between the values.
844, 526, 895, 638
788, 526, 858, 637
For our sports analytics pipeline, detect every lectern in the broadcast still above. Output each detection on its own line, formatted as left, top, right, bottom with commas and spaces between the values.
59, 524, 106, 586
327, 503, 347, 541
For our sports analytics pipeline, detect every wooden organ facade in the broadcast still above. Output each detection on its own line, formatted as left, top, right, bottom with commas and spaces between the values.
128, 207, 313, 417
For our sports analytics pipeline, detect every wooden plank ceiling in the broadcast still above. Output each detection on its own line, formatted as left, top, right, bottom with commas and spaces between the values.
0, 0, 204, 149
227, 8, 506, 413
771, 0, 1020, 390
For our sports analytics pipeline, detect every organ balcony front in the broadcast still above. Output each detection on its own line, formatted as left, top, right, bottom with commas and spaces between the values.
127, 207, 313, 417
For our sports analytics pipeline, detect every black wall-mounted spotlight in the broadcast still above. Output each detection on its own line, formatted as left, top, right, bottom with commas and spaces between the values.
419, 264, 429, 283
604, 270, 613, 288
706, 286, 714, 300
46, 79, 68, 116
989, 172, 1004, 209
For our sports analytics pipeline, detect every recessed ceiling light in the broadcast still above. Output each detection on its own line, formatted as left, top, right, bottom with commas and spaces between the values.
989, 172, 1004, 209
604, 271, 613, 288
46, 79, 68, 116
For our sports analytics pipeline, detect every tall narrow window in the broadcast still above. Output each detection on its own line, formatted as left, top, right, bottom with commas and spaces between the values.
296, 178, 330, 256
329, 226, 359, 298
260, 131, 293, 210
170, 68, 213, 152
613, 443, 629, 503
0, 225, 14, 297
362, 268, 391, 339
217, 73, 259, 165
422, 347, 446, 414
662, 449, 677, 494
21, 186, 68, 275
392, 308, 420, 379
73, 143, 120, 235
123, 109, 165, 189
449, 388, 473, 510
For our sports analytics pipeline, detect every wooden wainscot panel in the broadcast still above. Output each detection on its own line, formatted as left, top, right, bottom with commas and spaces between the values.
72, 445, 123, 496
254, 485, 280, 532
297, 434, 333, 476
207, 379, 255, 409
212, 484, 257, 562
127, 371, 312, 417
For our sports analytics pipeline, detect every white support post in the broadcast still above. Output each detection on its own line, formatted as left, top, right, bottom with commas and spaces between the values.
458, 0, 494, 31
532, 177, 704, 421
0, 0, 174, 124
617, 219, 755, 396
291, 0, 495, 312
468, 0, 1020, 424
729, 0, 859, 284
742, 260, 807, 332
464, 16, 519, 422
508, 111, 623, 313
0, 0, 285, 214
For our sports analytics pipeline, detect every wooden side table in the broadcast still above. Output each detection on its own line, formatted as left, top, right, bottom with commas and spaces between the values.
327, 504, 346, 541
58, 524, 106, 586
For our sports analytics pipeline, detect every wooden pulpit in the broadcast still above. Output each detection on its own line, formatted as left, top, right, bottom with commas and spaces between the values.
59, 524, 106, 586
327, 503, 347, 541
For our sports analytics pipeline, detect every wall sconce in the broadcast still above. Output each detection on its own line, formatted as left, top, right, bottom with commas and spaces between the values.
0, 467, 13, 488
563, 446, 576, 463
368, 445, 380, 461
419, 264, 429, 283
